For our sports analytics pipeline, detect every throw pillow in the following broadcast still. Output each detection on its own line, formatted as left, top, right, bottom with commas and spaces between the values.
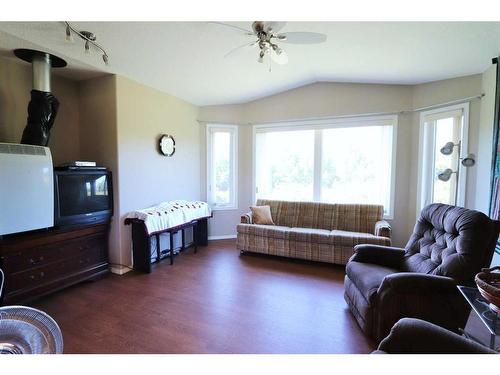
250, 205, 275, 225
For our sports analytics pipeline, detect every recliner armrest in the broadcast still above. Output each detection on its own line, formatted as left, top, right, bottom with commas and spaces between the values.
376, 318, 495, 354
378, 272, 457, 294
241, 212, 253, 224
350, 244, 405, 268
374, 220, 391, 238
373, 273, 467, 342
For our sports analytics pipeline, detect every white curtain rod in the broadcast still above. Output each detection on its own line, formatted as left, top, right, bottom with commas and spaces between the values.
197, 93, 484, 126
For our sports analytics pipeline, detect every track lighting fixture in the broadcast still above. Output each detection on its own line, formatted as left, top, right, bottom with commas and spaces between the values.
63, 22, 109, 65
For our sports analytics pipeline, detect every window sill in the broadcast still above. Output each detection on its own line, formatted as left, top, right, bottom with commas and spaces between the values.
211, 206, 239, 212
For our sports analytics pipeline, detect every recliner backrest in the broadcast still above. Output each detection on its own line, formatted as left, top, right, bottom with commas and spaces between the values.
402, 203, 500, 285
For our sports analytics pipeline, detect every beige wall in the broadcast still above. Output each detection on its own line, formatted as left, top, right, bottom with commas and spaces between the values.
78, 75, 121, 266
77, 75, 201, 270
1, 53, 497, 266
0, 56, 80, 165
199, 76, 492, 248
407, 74, 483, 234
115, 76, 201, 268
199, 82, 415, 246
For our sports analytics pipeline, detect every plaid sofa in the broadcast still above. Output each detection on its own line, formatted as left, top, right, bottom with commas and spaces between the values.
236, 199, 391, 265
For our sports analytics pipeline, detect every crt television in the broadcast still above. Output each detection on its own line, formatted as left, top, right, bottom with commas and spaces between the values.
54, 167, 113, 227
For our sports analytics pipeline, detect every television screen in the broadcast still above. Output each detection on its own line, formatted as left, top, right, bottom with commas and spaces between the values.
57, 173, 111, 217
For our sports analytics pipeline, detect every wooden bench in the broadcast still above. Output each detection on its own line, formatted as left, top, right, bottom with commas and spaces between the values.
124, 216, 210, 273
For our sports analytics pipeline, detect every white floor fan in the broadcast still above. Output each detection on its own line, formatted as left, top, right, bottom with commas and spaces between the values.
210, 21, 327, 69
0, 268, 63, 354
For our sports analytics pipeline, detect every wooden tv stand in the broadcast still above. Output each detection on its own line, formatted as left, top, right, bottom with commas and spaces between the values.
0, 223, 110, 305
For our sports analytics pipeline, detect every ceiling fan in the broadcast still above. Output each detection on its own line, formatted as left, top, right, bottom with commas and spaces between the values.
210, 21, 327, 67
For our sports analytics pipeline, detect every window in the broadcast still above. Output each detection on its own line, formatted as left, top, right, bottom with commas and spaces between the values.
417, 103, 469, 212
207, 124, 238, 210
254, 116, 397, 217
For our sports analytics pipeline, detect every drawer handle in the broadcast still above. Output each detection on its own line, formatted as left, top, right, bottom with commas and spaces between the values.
29, 256, 44, 265
29, 272, 44, 280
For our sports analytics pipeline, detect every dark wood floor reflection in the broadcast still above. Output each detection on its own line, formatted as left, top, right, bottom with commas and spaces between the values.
32, 240, 374, 354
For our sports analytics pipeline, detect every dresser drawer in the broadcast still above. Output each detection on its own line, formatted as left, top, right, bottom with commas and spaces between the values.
0, 223, 110, 305
1, 233, 106, 273
6, 246, 107, 292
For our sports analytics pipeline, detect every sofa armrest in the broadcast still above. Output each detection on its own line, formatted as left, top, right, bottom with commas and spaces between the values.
374, 273, 469, 342
350, 244, 405, 268
374, 220, 391, 238
241, 212, 253, 224
376, 318, 495, 354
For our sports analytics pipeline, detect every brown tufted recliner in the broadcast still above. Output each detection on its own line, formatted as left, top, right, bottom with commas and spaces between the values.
344, 203, 500, 342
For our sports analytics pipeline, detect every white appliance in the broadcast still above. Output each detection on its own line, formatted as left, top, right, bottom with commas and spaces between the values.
0, 142, 54, 235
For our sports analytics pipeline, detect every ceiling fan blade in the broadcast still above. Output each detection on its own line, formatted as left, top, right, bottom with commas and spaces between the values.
208, 21, 254, 36
269, 48, 288, 65
264, 21, 287, 34
277, 32, 327, 44
224, 41, 258, 58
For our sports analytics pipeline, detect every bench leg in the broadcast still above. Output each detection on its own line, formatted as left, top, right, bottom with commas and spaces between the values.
169, 231, 174, 265
193, 224, 198, 254
155, 234, 161, 262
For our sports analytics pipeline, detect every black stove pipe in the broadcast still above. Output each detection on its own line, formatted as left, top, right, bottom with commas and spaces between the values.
14, 49, 67, 147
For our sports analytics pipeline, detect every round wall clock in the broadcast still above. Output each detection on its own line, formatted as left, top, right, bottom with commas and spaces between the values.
159, 134, 175, 157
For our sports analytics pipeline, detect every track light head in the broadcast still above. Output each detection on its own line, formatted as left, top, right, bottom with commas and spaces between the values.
437, 168, 455, 182
84, 40, 90, 54
461, 154, 476, 167
65, 24, 73, 42
440, 141, 456, 156
102, 54, 109, 65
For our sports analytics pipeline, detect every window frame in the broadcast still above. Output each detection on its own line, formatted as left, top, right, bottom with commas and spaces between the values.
252, 115, 398, 219
416, 102, 470, 215
206, 124, 238, 211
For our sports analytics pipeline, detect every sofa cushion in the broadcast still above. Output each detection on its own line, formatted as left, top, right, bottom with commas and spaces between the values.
346, 261, 397, 303
288, 227, 332, 244
236, 224, 290, 239
331, 230, 391, 247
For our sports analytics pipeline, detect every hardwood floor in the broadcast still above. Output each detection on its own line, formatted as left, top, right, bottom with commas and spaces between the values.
32, 239, 375, 354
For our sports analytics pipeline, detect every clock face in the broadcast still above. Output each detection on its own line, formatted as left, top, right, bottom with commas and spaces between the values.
159, 135, 175, 156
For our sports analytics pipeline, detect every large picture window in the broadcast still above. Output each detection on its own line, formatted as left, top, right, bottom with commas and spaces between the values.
207, 124, 238, 210
254, 116, 397, 217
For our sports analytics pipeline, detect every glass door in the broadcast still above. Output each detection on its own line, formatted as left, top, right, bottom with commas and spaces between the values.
418, 103, 470, 211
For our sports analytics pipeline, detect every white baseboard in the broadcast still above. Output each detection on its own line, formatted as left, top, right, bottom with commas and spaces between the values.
110, 265, 132, 275
208, 235, 237, 240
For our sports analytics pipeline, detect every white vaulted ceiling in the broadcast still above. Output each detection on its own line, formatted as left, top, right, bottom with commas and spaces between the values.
0, 21, 500, 105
